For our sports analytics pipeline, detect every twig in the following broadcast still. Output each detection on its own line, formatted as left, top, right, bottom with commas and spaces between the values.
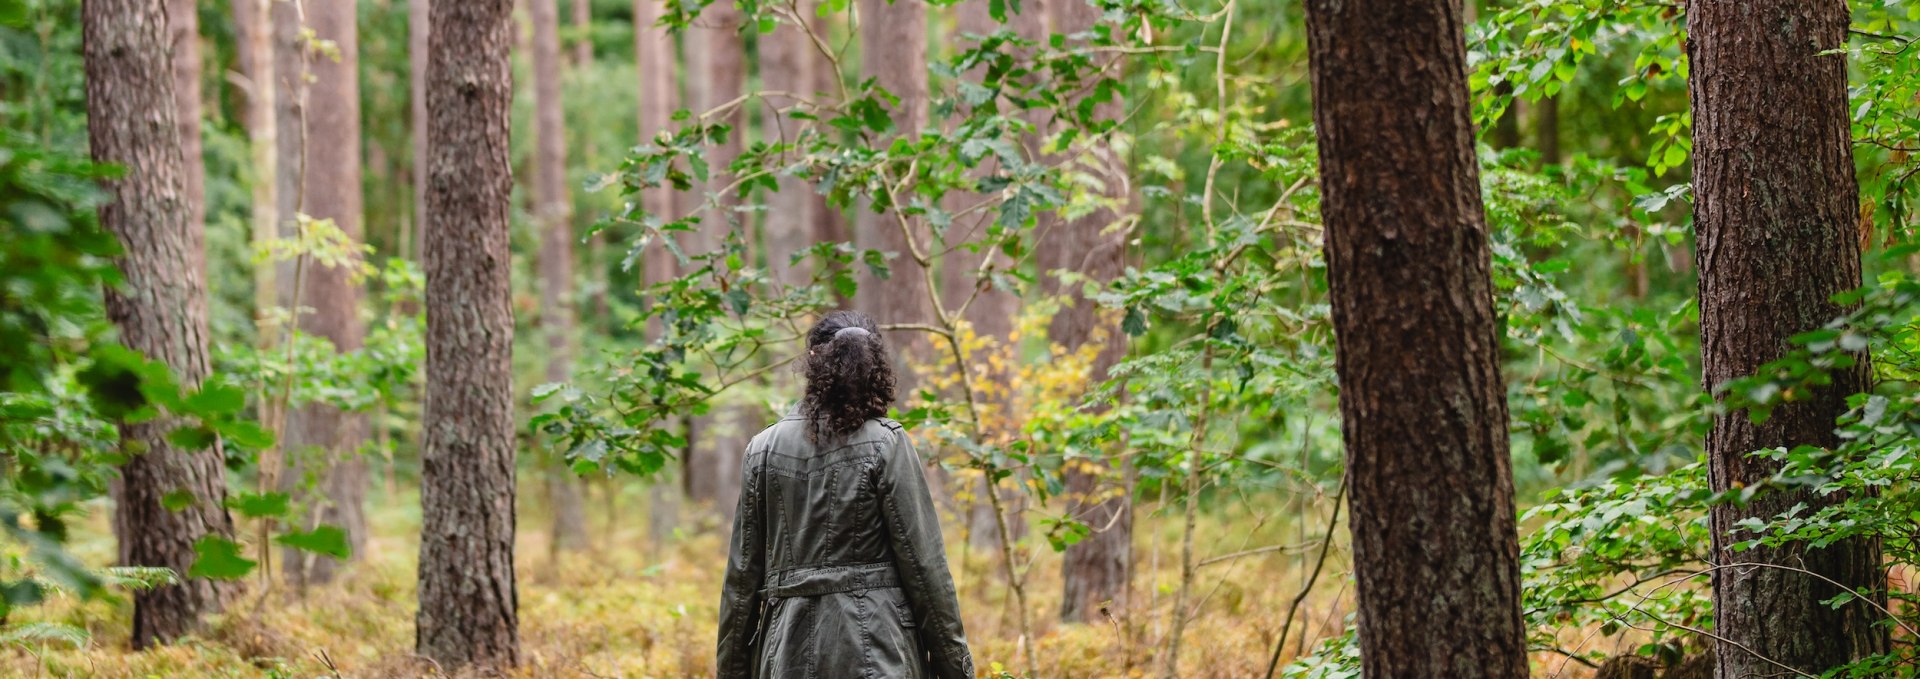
1263, 476, 1345, 679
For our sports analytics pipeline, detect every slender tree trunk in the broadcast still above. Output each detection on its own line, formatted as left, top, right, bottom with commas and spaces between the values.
761, 0, 831, 286
415, 0, 521, 668
682, 2, 748, 516
239, 0, 279, 330
84, 0, 235, 649
1047, 0, 1133, 626
1690, 1, 1891, 675
276, 0, 370, 587
529, 0, 590, 555
635, 0, 683, 549
570, 0, 592, 65
168, 0, 203, 230
1303, 0, 1530, 674
855, 0, 931, 399
1535, 95, 1560, 165
410, 0, 430, 261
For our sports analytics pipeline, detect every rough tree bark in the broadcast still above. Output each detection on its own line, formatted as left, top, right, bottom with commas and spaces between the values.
414, 0, 521, 668
83, 0, 236, 649
1689, 1, 1891, 675
635, 0, 684, 549
1303, 0, 1531, 674
855, 0, 932, 401
681, 1, 748, 516
530, 0, 591, 554
282, 0, 370, 586
1047, 0, 1133, 626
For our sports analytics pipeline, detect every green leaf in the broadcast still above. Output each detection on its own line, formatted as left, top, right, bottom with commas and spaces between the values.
181, 382, 247, 417
215, 419, 275, 449
165, 425, 217, 450
226, 491, 291, 519
274, 525, 351, 560
187, 536, 257, 580
161, 489, 197, 511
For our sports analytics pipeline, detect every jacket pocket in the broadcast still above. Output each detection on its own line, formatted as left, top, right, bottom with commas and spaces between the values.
891, 597, 916, 628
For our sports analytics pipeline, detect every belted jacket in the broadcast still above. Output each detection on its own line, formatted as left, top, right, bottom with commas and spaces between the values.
716, 414, 974, 679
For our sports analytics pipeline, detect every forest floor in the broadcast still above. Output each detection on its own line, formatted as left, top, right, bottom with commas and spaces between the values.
3, 481, 1614, 678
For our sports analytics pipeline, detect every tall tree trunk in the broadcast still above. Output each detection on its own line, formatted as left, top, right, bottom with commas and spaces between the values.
682, 2, 748, 516
1535, 95, 1560, 165
238, 0, 278, 330
415, 0, 521, 668
1303, 0, 1530, 674
410, 0, 430, 261
570, 0, 592, 65
83, 0, 235, 649
530, 0, 590, 554
1690, 1, 1891, 675
168, 0, 203, 230
761, 0, 831, 286
855, 0, 931, 398
280, 0, 370, 587
635, 0, 682, 548
1048, 0, 1133, 626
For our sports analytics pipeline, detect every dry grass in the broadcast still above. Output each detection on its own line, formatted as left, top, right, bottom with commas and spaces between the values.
2, 481, 1599, 678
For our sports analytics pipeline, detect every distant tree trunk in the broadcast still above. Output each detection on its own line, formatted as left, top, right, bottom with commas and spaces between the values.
1303, 0, 1530, 674
410, 0, 430, 261
531, 0, 591, 554
682, 2, 748, 516
570, 0, 592, 65
83, 0, 235, 649
855, 0, 931, 398
238, 0, 278, 327
168, 0, 203, 230
1690, 1, 1891, 675
761, 0, 832, 286
1047, 0, 1132, 626
282, 0, 370, 586
1535, 95, 1560, 165
415, 0, 520, 669
635, 0, 682, 548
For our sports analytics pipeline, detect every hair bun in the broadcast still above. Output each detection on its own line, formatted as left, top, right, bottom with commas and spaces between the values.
833, 326, 872, 341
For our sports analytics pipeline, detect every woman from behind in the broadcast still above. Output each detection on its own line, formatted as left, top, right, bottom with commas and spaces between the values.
716, 310, 974, 679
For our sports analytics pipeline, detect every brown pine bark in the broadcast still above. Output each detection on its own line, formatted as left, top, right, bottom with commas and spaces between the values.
570, 0, 592, 65
237, 0, 279, 324
282, 0, 370, 586
855, 0, 931, 396
1303, 0, 1530, 674
681, 2, 748, 514
1689, 1, 1890, 675
83, 0, 235, 649
415, 0, 521, 668
530, 0, 591, 554
1046, 0, 1132, 626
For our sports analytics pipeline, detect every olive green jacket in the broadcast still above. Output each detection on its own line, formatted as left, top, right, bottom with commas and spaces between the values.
716, 414, 974, 679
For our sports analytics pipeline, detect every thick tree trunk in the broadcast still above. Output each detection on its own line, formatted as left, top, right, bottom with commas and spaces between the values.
1046, 0, 1133, 626
83, 0, 235, 649
167, 0, 203, 230
415, 0, 521, 668
1689, 1, 1891, 675
761, 0, 832, 286
682, 2, 748, 516
855, 0, 931, 399
530, 0, 590, 554
410, 0, 430, 261
1303, 0, 1530, 674
282, 0, 370, 586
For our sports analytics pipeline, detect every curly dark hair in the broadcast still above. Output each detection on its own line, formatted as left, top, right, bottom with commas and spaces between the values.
800, 310, 896, 444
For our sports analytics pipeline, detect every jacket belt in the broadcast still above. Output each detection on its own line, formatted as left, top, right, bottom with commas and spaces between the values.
762, 561, 900, 599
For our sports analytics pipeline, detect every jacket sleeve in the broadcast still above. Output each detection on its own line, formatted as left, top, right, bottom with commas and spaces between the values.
715, 447, 766, 679
876, 425, 975, 679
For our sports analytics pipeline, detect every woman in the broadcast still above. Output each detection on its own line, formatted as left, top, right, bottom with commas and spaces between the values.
716, 311, 974, 679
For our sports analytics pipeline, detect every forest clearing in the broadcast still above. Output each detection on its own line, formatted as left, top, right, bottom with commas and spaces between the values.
7, 0, 1920, 676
